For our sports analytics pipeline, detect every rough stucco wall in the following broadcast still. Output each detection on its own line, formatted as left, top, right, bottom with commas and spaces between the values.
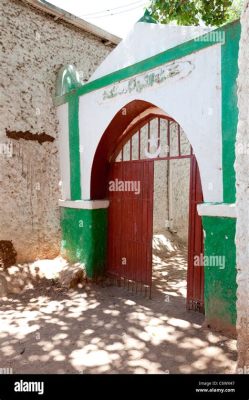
0, 0, 115, 262
168, 158, 190, 242
235, 0, 249, 370
167, 123, 190, 242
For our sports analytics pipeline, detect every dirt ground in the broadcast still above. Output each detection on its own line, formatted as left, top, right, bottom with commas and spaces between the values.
0, 233, 237, 374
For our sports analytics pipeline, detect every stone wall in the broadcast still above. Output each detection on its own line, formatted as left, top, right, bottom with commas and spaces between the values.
235, 0, 249, 370
153, 139, 190, 243
0, 0, 115, 262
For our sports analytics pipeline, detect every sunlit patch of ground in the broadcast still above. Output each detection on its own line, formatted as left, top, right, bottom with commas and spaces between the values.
0, 233, 237, 374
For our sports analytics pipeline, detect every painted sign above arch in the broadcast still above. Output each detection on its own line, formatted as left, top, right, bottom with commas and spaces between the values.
100, 60, 194, 104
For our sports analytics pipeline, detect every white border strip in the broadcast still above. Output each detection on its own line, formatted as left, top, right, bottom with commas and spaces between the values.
197, 203, 237, 218
59, 199, 109, 209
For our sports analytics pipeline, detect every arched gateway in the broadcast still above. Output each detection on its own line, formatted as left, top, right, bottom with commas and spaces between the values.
55, 17, 240, 333
91, 103, 204, 310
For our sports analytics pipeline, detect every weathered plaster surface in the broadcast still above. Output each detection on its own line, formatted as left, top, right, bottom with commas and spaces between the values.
0, 140, 60, 262
152, 121, 190, 241
0, 0, 114, 262
235, 0, 249, 369
153, 157, 190, 242
168, 158, 190, 242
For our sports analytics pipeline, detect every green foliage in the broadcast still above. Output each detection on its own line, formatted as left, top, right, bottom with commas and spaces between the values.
148, 0, 243, 26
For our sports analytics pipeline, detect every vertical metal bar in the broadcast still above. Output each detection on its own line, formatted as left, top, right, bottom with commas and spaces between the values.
144, 161, 148, 289
167, 120, 170, 156
135, 169, 138, 293
178, 124, 181, 156
149, 160, 154, 295
166, 121, 170, 229
130, 136, 132, 161
141, 160, 145, 291
121, 161, 124, 285
148, 120, 150, 152
138, 129, 141, 160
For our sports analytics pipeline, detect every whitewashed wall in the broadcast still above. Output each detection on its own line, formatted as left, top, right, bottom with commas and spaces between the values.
78, 45, 222, 203
90, 22, 211, 80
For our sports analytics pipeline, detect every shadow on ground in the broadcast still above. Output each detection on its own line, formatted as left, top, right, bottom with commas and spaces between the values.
0, 234, 237, 374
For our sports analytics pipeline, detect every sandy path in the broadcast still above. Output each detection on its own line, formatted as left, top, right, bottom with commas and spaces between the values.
0, 236, 236, 374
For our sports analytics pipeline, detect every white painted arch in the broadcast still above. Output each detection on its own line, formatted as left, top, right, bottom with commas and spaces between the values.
78, 44, 223, 203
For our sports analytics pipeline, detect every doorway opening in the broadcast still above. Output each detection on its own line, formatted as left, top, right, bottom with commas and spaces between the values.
106, 111, 204, 312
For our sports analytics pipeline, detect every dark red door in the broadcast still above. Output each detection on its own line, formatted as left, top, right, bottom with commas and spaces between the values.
107, 160, 154, 293
187, 156, 204, 312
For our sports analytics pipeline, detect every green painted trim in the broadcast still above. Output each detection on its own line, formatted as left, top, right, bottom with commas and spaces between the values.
54, 20, 240, 106
68, 96, 81, 200
221, 22, 241, 203
202, 216, 237, 329
60, 207, 108, 278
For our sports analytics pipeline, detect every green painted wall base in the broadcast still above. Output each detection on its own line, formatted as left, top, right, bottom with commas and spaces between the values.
60, 208, 237, 333
202, 216, 237, 334
60, 207, 108, 279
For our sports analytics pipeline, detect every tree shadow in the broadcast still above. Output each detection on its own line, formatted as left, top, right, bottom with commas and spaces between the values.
0, 236, 237, 374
